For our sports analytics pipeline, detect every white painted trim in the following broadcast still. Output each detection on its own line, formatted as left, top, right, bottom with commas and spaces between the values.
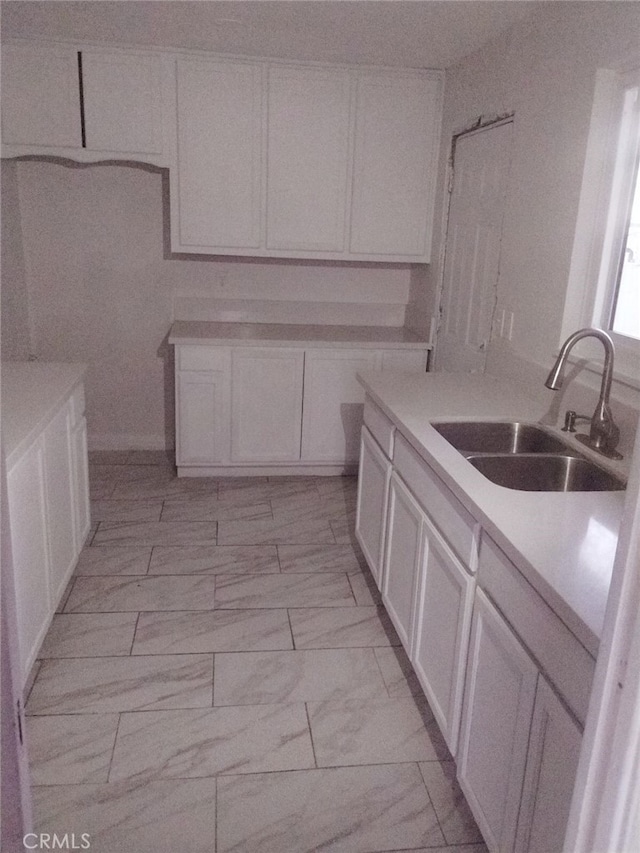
564, 414, 640, 850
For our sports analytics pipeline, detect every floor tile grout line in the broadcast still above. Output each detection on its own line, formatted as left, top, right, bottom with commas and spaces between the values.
304, 702, 319, 769
128, 612, 142, 656
105, 712, 124, 784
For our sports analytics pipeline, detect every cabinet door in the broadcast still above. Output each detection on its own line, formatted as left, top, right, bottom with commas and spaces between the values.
7, 439, 51, 685
412, 518, 475, 754
355, 427, 391, 588
516, 678, 582, 853
458, 588, 538, 852
82, 50, 163, 154
266, 65, 351, 252
382, 472, 424, 654
71, 416, 91, 550
174, 58, 262, 250
177, 370, 230, 465
350, 71, 441, 259
1, 43, 82, 148
230, 348, 304, 463
301, 348, 377, 463
43, 401, 78, 608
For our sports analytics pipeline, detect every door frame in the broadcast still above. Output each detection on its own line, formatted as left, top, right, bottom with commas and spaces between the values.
433, 113, 515, 372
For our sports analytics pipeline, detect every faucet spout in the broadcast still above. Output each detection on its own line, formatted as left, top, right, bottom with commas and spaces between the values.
544, 328, 622, 459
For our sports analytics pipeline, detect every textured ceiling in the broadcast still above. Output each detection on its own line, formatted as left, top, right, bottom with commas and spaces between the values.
1, 1, 544, 69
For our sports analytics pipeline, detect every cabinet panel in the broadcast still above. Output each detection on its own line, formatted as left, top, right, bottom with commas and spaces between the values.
301, 348, 377, 462
380, 349, 428, 373
350, 72, 441, 258
412, 519, 475, 754
231, 348, 303, 462
382, 472, 423, 653
458, 588, 538, 852
82, 50, 163, 154
266, 65, 351, 251
175, 58, 262, 250
355, 427, 392, 588
177, 371, 229, 465
1, 44, 81, 148
43, 402, 77, 606
516, 678, 582, 853
7, 440, 51, 683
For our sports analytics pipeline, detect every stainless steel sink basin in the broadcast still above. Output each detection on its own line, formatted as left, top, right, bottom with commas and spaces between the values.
467, 454, 626, 492
432, 421, 575, 456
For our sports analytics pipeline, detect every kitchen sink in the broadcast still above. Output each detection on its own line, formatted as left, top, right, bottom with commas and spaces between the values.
432, 421, 575, 456
467, 454, 626, 492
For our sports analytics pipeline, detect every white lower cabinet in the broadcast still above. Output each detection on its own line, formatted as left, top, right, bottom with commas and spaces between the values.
6, 377, 90, 687
301, 348, 378, 463
382, 472, 424, 652
355, 427, 392, 588
173, 343, 428, 473
458, 588, 538, 852
516, 677, 583, 853
458, 588, 583, 853
412, 516, 475, 754
231, 348, 304, 463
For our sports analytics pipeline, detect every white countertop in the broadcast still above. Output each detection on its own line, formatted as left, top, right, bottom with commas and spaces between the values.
169, 321, 431, 349
2, 362, 87, 468
357, 370, 626, 657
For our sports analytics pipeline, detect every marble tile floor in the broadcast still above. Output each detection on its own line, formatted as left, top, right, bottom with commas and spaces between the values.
25, 451, 488, 853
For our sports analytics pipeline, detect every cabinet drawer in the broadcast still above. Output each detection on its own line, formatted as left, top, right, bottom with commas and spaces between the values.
177, 346, 231, 372
363, 398, 395, 459
394, 434, 479, 570
478, 534, 595, 725
69, 384, 86, 426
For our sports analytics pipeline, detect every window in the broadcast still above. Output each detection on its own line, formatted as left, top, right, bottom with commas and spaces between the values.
563, 66, 640, 386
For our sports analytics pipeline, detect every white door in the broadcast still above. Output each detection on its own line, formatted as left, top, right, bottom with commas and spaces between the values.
230, 348, 304, 463
436, 121, 513, 373
355, 427, 392, 588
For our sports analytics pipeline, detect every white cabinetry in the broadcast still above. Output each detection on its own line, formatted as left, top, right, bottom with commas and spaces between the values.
6, 440, 51, 687
355, 426, 392, 588
1, 43, 81, 148
174, 342, 428, 474
230, 348, 304, 463
266, 65, 351, 252
81, 50, 164, 155
173, 57, 262, 251
382, 472, 423, 652
1, 43, 167, 163
301, 348, 378, 463
412, 516, 475, 753
4, 371, 90, 687
350, 71, 441, 257
457, 588, 539, 853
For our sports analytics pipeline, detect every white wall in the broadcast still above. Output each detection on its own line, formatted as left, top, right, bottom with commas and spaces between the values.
1, 161, 30, 361
6, 160, 411, 449
419, 1, 640, 453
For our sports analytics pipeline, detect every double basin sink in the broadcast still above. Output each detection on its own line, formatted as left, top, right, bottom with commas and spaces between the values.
431, 421, 626, 492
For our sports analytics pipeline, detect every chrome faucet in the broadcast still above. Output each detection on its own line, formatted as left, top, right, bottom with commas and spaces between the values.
545, 328, 622, 459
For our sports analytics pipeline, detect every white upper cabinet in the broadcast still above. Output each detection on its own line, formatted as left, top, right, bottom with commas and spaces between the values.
81, 50, 164, 155
350, 71, 442, 258
266, 65, 351, 252
1, 43, 82, 148
173, 57, 263, 251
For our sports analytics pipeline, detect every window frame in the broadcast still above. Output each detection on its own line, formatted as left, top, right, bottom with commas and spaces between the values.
561, 65, 640, 389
